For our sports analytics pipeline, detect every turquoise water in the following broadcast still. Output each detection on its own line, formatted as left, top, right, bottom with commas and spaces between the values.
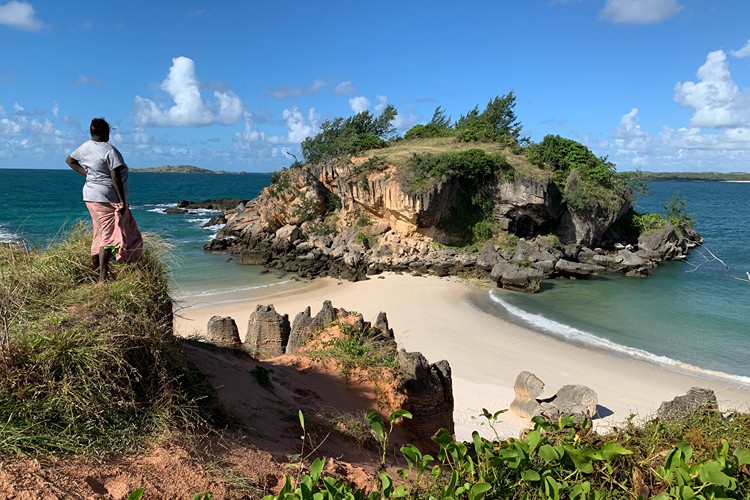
0, 168, 292, 299
491, 181, 750, 382
2, 170, 749, 381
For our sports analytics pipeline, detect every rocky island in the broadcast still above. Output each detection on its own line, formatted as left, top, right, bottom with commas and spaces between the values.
131, 164, 243, 174
205, 93, 701, 292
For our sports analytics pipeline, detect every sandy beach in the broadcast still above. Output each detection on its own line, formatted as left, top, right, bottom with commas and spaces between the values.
174, 273, 750, 441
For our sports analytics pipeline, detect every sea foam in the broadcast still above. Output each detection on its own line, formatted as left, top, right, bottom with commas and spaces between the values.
489, 291, 750, 387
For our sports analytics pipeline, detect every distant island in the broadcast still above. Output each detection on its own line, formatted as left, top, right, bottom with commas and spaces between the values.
638, 171, 750, 181
131, 165, 245, 174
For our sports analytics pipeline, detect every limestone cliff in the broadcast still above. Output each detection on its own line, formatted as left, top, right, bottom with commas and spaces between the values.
205, 153, 701, 292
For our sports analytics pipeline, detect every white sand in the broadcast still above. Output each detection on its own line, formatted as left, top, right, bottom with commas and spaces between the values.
174, 273, 750, 441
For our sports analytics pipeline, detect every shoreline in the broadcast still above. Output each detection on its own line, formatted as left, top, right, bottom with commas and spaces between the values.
173, 272, 750, 441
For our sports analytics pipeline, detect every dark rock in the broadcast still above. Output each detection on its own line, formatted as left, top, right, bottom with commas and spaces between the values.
637, 222, 701, 261
178, 198, 247, 211
398, 349, 455, 444
554, 259, 605, 277
476, 241, 500, 271
315, 300, 338, 325
206, 316, 241, 345
244, 304, 290, 359
237, 248, 271, 265
203, 215, 227, 227
372, 311, 395, 340
287, 307, 313, 354
286, 301, 342, 354
490, 261, 544, 293
656, 387, 719, 422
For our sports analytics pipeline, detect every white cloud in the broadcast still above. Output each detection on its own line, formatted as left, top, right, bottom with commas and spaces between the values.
349, 96, 370, 114
132, 56, 243, 127
268, 79, 326, 99
234, 107, 319, 151
392, 111, 419, 132
0, 114, 74, 147
603, 107, 750, 171
674, 50, 750, 128
0, 1, 44, 31
51, 101, 58, 117
286, 108, 319, 142
334, 80, 357, 94
235, 112, 265, 146
612, 108, 651, 151
267, 107, 320, 144
599, 0, 681, 25
374, 95, 388, 113
73, 74, 101, 87
730, 38, 750, 58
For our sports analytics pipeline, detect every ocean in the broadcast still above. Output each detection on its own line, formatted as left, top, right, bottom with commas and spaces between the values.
0, 169, 296, 300
1, 169, 748, 383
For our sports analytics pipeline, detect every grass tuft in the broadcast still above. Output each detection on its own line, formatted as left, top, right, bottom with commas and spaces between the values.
0, 225, 226, 458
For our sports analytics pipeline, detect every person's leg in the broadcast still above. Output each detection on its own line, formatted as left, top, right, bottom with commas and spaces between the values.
86, 201, 117, 282
98, 246, 111, 283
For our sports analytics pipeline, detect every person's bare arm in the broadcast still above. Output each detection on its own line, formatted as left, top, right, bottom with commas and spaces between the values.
66, 156, 87, 176
110, 166, 127, 213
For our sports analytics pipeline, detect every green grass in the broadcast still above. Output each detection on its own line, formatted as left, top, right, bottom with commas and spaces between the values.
363, 136, 545, 182
304, 321, 398, 381
0, 225, 226, 458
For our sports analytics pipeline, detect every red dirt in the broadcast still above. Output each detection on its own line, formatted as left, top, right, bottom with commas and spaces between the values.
0, 326, 416, 499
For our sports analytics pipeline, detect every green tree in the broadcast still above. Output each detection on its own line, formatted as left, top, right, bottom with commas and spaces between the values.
454, 91, 526, 146
404, 106, 454, 140
526, 134, 630, 209
526, 134, 617, 188
301, 106, 399, 164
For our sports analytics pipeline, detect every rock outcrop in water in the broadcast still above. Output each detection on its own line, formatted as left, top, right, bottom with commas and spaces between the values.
205, 154, 701, 293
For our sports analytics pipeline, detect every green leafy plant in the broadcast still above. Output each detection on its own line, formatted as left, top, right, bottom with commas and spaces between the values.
632, 212, 666, 234
269, 170, 291, 199
663, 192, 695, 229
292, 190, 321, 224
368, 409, 413, 469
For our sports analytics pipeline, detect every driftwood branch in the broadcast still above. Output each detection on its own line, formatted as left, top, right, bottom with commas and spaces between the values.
684, 246, 749, 283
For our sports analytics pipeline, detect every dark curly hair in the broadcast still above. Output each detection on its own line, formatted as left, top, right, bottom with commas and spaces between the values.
90, 117, 110, 140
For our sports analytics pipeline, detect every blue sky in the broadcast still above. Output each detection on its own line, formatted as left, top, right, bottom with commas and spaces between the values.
2, 0, 750, 172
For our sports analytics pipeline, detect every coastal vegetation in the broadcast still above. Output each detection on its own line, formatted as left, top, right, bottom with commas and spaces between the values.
267, 409, 750, 499
2, 230, 749, 497
295, 91, 642, 246
0, 226, 224, 457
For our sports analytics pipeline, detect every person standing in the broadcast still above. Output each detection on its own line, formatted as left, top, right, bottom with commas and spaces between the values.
66, 117, 142, 283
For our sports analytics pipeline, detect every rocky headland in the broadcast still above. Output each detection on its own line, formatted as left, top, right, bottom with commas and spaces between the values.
202, 145, 702, 293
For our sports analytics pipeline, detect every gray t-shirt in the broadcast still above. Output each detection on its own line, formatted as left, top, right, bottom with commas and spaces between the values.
69, 140, 129, 203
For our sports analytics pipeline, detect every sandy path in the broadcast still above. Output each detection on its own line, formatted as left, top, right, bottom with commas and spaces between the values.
174, 273, 750, 441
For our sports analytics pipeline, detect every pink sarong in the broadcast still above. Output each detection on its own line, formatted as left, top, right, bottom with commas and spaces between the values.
85, 202, 143, 263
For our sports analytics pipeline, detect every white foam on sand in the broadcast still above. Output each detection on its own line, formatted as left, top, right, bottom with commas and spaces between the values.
490, 293, 750, 387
